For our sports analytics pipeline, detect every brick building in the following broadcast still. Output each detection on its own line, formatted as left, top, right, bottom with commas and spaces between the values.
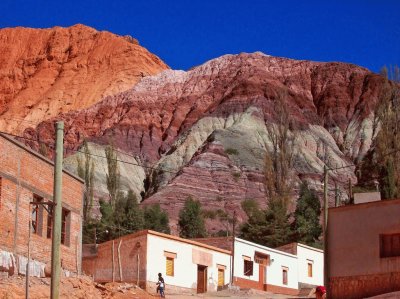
0, 133, 84, 277
328, 199, 400, 298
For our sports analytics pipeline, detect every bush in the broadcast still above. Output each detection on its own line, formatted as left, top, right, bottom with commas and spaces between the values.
225, 148, 239, 155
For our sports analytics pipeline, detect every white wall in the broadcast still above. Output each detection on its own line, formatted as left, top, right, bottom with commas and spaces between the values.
296, 244, 324, 286
234, 238, 298, 290
146, 234, 231, 292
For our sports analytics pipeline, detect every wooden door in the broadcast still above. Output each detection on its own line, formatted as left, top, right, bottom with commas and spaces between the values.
218, 269, 224, 287
197, 265, 208, 293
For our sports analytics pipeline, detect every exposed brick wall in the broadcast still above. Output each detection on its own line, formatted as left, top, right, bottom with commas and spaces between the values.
192, 237, 233, 251
0, 135, 84, 273
276, 243, 297, 255
330, 272, 400, 299
83, 231, 148, 289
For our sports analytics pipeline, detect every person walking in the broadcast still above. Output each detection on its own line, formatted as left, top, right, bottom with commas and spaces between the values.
156, 273, 165, 298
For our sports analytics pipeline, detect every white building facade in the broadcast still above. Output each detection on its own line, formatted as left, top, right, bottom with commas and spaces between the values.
277, 242, 324, 287
232, 238, 299, 295
82, 230, 231, 294
146, 232, 232, 293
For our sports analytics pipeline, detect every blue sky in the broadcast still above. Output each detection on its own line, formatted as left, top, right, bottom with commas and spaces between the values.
1, 0, 399, 72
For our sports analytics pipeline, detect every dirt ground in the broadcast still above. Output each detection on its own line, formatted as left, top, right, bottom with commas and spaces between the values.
0, 275, 311, 299
0, 275, 157, 299
169, 289, 305, 299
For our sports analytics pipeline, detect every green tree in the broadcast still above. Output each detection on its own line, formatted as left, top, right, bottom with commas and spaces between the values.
94, 191, 145, 242
381, 158, 398, 199
144, 204, 171, 234
240, 199, 291, 248
291, 182, 322, 246
105, 143, 120, 208
265, 90, 295, 207
94, 199, 114, 242
373, 66, 400, 199
77, 140, 96, 244
241, 90, 294, 247
77, 140, 95, 222
122, 190, 145, 232
178, 197, 207, 238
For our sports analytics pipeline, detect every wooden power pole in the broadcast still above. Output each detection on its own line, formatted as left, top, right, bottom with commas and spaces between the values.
323, 165, 329, 296
50, 121, 64, 299
231, 210, 236, 285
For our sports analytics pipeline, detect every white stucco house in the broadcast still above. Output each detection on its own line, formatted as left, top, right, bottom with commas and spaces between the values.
233, 238, 299, 295
82, 230, 232, 294
277, 242, 324, 287
195, 237, 324, 296
83, 231, 323, 296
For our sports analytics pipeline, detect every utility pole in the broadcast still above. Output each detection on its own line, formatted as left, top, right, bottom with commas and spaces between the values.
51, 121, 64, 299
323, 165, 329, 297
334, 182, 340, 207
348, 178, 353, 204
231, 210, 236, 286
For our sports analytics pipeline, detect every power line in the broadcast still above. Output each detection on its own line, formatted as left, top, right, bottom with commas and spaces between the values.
2, 128, 400, 196
0, 117, 38, 125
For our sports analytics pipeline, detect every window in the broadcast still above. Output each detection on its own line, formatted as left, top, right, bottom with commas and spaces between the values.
282, 267, 288, 285
61, 208, 71, 246
47, 206, 53, 239
164, 251, 176, 276
307, 261, 313, 277
166, 257, 174, 276
31, 195, 43, 235
243, 256, 253, 276
380, 233, 400, 258
254, 252, 269, 266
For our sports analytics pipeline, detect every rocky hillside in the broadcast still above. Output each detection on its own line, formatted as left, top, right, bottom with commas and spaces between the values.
23, 52, 386, 233
0, 24, 168, 134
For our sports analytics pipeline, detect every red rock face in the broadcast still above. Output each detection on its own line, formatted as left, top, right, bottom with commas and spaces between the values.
24, 54, 384, 155
0, 24, 168, 134
22, 52, 387, 233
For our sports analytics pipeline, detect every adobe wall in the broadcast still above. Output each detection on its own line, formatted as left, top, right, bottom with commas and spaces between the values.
330, 272, 400, 299
83, 232, 148, 289
192, 237, 233, 251
328, 200, 400, 298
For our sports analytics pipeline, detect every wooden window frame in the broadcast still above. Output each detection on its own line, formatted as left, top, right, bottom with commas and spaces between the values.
307, 261, 313, 277
380, 233, 400, 258
32, 194, 43, 236
282, 267, 288, 285
166, 256, 174, 276
244, 259, 254, 276
61, 208, 71, 246
254, 251, 269, 266
47, 205, 53, 239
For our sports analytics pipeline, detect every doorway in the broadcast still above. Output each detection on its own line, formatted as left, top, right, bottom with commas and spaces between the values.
197, 265, 208, 293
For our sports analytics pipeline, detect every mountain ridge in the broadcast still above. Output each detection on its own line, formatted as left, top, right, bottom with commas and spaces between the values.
19, 51, 386, 233
0, 24, 169, 133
